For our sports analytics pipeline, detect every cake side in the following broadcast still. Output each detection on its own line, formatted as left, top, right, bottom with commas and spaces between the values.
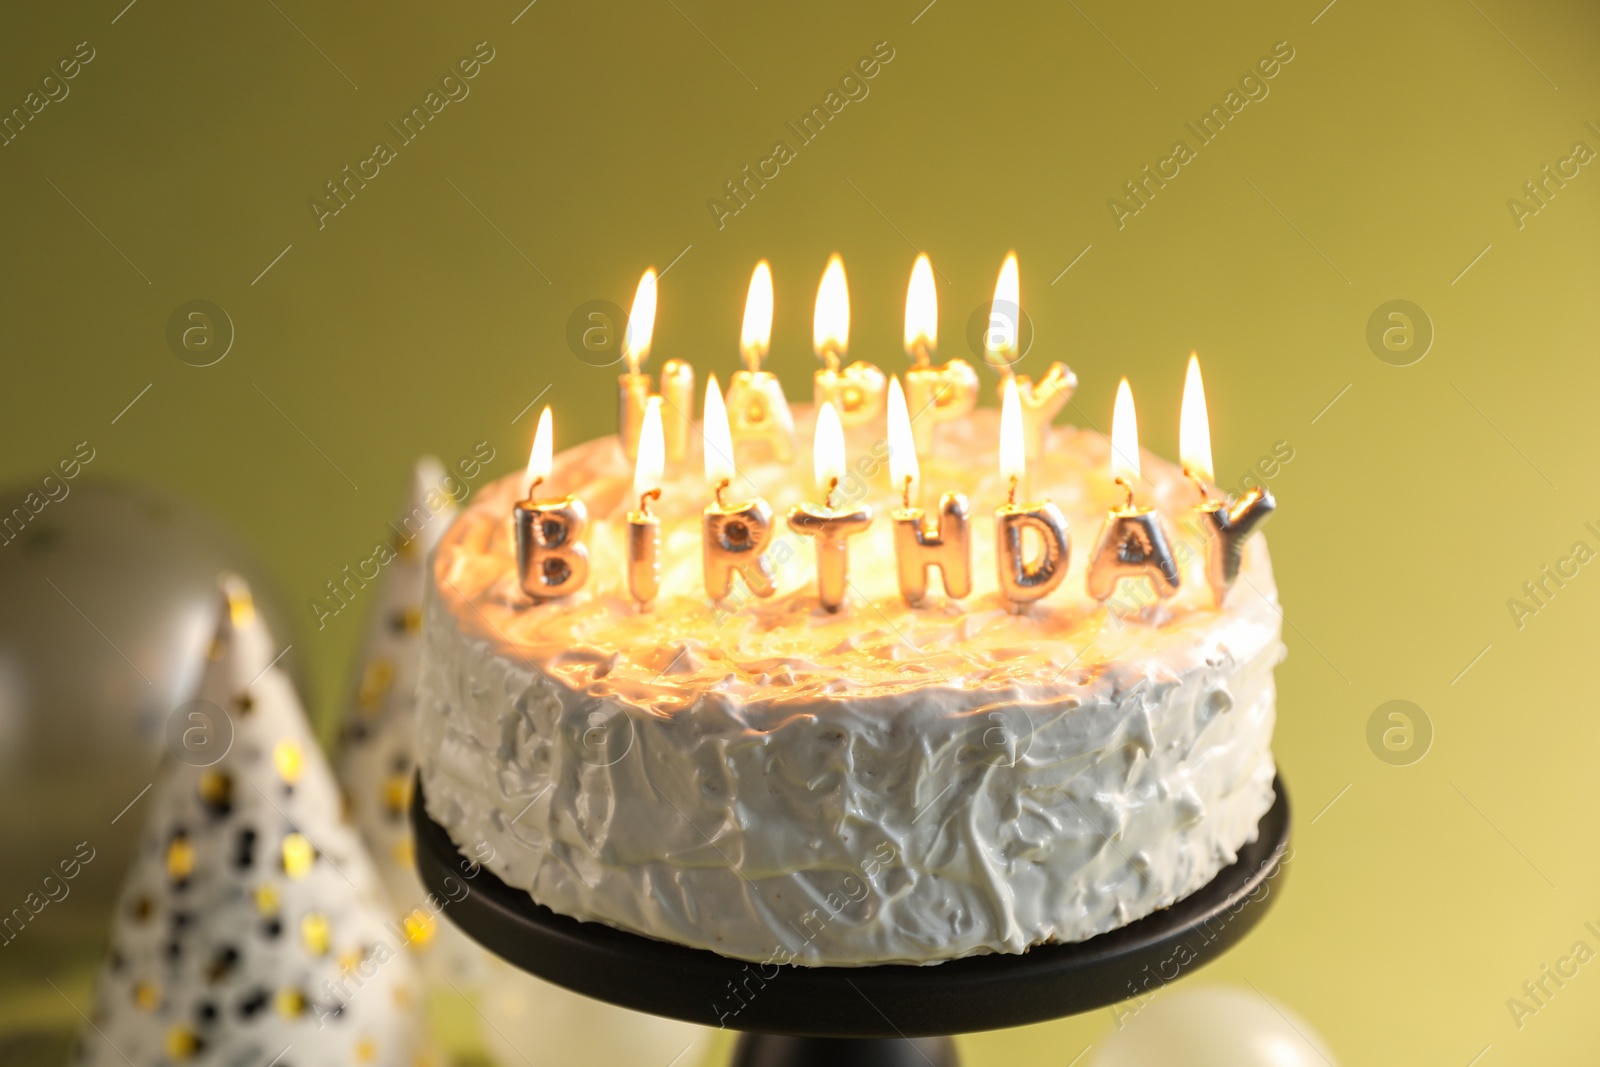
416, 410, 1284, 966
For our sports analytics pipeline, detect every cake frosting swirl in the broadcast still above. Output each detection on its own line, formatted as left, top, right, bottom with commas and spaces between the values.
417, 407, 1282, 968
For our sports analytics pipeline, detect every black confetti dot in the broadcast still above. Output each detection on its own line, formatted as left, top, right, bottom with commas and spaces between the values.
234, 828, 257, 871
164, 940, 182, 962
196, 1001, 217, 1026
262, 918, 282, 939
237, 988, 268, 1018
205, 945, 239, 984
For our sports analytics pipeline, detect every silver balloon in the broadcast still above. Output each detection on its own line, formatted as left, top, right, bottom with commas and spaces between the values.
0, 480, 303, 954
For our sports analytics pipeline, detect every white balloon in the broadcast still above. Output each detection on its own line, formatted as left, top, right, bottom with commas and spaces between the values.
1093, 984, 1337, 1067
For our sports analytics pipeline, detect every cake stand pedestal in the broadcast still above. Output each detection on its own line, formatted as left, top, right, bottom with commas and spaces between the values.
413, 776, 1290, 1067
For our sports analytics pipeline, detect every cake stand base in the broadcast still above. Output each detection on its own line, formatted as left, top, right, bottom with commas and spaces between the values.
413, 775, 1289, 1067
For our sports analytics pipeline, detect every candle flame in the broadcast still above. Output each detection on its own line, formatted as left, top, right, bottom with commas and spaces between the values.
999, 375, 1025, 488
886, 376, 920, 506
703, 374, 735, 488
903, 254, 937, 363
634, 396, 665, 501
985, 252, 1020, 369
740, 261, 773, 372
814, 400, 846, 499
1111, 377, 1141, 485
622, 268, 657, 375
813, 253, 850, 366
1179, 351, 1213, 484
524, 405, 553, 497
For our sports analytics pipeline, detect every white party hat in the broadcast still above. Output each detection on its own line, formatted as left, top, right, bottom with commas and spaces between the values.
75, 575, 428, 1067
334, 459, 481, 984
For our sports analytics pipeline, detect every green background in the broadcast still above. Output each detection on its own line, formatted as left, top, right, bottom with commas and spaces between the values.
2, 0, 1598, 1062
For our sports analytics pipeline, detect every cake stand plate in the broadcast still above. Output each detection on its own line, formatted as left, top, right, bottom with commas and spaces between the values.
414, 775, 1290, 1066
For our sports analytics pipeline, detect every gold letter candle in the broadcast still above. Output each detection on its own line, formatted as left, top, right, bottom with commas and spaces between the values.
1180, 353, 1275, 604
903, 253, 978, 455
1087, 379, 1180, 604
887, 377, 971, 604
702, 376, 777, 601
726, 260, 795, 462
515, 407, 590, 602
787, 402, 874, 612
811, 254, 887, 429
627, 397, 666, 611
617, 268, 658, 461
983, 253, 1076, 461
994, 377, 1071, 612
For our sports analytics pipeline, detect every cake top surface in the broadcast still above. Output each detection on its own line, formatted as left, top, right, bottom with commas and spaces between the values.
430, 406, 1280, 714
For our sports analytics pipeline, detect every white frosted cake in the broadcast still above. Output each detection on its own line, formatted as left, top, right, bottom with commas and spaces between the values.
417, 407, 1282, 967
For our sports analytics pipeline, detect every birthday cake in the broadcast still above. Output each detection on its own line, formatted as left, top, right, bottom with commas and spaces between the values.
416, 397, 1283, 968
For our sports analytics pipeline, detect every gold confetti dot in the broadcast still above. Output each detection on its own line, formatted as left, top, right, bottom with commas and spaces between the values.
223, 579, 256, 627
253, 884, 280, 916
337, 949, 363, 974
166, 836, 194, 882
355, 1037, 378, 1063
399, 606, 423, 635
133, 980, 160, 1010
164, 1026, 201, 1060
234, 691, 255, 715
391, 838, 415, 869
357, 660, 394, 711
301, 912, 330, 956
382, 775, 411, 816
281, 833, 315, 879
207, 638, 226, 662
274, 988, 307, 1018
273, 740, 305, 785
198, 771, 232, 811
130, 896, 154, 922
400, 909, 436, 947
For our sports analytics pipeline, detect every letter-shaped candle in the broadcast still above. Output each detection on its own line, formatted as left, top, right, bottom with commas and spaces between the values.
787, 402, 874, 612
515, 407, 590, 602
702, 376, 777, 601
994, 377, 1071, 612
1180, 353, 1275, 605
887, 377, 971, 605
1087, 379, 1180, 604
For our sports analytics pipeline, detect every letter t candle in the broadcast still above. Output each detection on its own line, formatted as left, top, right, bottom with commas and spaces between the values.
1180, 353, 1275, 605
787, 402, 874, 612
515, 407, 590, 602
994, 377, 1071, 613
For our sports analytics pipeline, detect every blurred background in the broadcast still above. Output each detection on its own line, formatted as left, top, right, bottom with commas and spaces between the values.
1, 0, 1597, 1063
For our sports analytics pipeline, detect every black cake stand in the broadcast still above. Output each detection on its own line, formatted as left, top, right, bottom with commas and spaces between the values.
413, 775, 1290, 1067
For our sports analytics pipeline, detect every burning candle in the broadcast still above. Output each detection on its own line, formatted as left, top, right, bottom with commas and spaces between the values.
985, 252, 1077, 461
617, 268, 695, 465
1087, 379, 1180, 604
994, 376, 1071, 613
1180, 353, 1275, 605
626, 397, 665, 611
887, 377, 971, 605
702, 375, 777, 601
811, 254, 887, 430
787, 401, 874, 612
726, 261, 795, 462
902, 253, 978, 455
514, 407, 590, 602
